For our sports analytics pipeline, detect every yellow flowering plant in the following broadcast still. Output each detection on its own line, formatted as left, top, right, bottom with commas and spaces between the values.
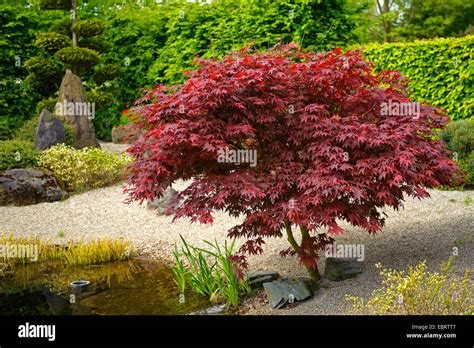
38, 144, 131, 192
346, 257, 473, 315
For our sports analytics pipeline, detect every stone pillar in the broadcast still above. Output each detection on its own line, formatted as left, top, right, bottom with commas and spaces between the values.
56, 69, 99, 149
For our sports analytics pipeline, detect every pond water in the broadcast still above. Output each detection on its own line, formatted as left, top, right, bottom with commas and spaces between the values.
0, 259, 210, 315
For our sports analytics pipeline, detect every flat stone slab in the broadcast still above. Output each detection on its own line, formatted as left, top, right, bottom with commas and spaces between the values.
263, 278, 318, 309
246, 270, 279, 289
324, 257, 363, 281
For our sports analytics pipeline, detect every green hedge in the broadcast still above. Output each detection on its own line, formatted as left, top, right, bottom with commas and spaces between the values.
361, 36, 473, 120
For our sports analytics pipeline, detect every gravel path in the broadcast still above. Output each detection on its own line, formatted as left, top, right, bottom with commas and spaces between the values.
1, 143, 472, 315
98, 141, 129, 155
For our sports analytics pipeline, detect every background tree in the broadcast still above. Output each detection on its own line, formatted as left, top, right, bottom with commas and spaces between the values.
20, 0, 117, 140
0, 2, 55, 139
350, 0, 474, 43
394, 0, 474, 40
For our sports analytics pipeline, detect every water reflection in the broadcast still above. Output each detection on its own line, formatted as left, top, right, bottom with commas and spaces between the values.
0, 259, 209, 315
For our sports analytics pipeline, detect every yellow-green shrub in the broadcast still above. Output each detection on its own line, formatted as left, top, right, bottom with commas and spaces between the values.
38, 144, 131, 192
346, 258, 473, 315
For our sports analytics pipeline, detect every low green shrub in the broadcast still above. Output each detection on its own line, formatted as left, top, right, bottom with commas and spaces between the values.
438, 120, 474, 188
346, 257, 473, 315
13, 117, 38, 142
85, 90, 114, 109
72, 19, 106, 38
172, 236, 250, 308
38, 144, 131, 192
36, 97, 58, 117
84, 91, 118, 141
439, 120, 474, 159
458, 154, 474, 188
35, 32, 70, 54
467, 152, 474, 185
0, 123, 12, 141
54, 47, 100, 76
0, 139, 38, 170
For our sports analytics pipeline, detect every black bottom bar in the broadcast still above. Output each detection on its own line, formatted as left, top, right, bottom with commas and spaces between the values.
0, 315, 472, 347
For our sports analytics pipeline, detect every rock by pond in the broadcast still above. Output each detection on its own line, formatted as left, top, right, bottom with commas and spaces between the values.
263, 278, 319, 309
0, 168, 68, 206
187, 304, 229, 315
324, 257, 363, 281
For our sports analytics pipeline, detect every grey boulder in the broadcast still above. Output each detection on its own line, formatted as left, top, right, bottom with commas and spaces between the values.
0, 168, 68, 206
146, 187, 181, 215
34, 109, 66, 150
246, 270, 280, 289
324, 257, 363, 281
57, 69, 99, 149
263, 278, 318, 309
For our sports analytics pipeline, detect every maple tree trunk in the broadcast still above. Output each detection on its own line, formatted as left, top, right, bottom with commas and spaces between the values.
300, 226, 321, 281
284, 221, 321, 281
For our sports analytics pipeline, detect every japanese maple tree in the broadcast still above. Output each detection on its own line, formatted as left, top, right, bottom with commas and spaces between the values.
125, 44, 459, 281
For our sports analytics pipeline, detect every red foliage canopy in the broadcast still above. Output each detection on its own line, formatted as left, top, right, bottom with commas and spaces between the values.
125, 44, 458, 270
